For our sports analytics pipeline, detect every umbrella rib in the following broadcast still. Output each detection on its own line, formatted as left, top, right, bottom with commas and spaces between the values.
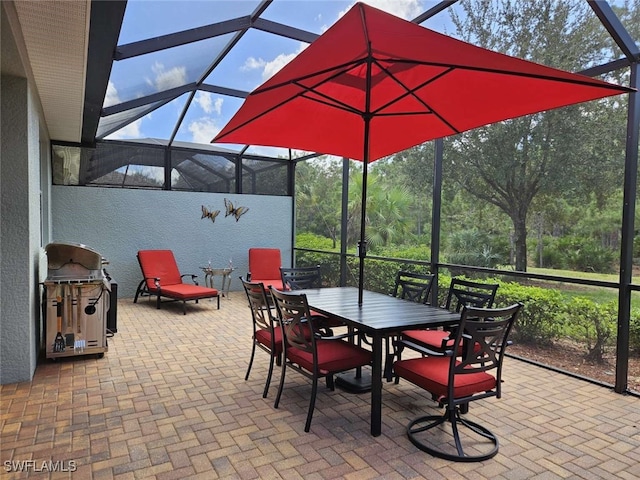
377, 57, 631, 93
369, 62, 461, 133
216, 61, 370, 140
370, 63, 452, 115
253, 59, 367, 95
295, 84, 364, 116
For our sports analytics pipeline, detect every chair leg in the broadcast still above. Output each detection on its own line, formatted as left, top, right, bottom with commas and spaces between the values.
245, 342, 256, 381
407, 407, 499, 462
274, 357, 287, 409
156, 293, 161, 310
326, 374, 334, 391
133, 280, 146, 303
393, 339, 404, 384
183, 301, 187, 315
263, 352, 276, 398
305, 376, 319, 432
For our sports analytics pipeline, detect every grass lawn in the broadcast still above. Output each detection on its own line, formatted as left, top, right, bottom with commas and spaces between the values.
525, 267, 640, 304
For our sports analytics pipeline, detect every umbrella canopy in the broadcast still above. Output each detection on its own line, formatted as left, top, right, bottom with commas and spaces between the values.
213, 2, 632, 302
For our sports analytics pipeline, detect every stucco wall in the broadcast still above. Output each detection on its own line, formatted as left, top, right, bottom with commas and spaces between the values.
51, 187, 293, 298
1, 75, 44, 384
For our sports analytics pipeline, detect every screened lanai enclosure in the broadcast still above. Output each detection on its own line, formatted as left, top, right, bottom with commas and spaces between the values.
35, 0, 640, 396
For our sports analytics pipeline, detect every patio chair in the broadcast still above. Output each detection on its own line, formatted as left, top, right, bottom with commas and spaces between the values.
133, 249, 220, 314
383, 271, 436, 380
269, 287, 372, 432
240, 277, 283, 398
394, 302, 523, 462
392, 271, 436, 304
248, 248, 285, 290
280, 265, 322, 290
397, 278, 499, 358
281, 265, 343, 331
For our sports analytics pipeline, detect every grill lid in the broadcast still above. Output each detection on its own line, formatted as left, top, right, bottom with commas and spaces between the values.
45, 242, 105, 282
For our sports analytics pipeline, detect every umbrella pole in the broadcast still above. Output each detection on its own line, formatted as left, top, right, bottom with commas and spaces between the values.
358, 151, 368, 306
358, 42, 374, 306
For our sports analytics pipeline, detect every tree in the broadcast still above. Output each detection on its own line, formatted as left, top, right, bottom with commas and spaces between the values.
295, 157, 343, 248
445, 0, 622, 271
373, 144, 435, 237
347, 169, 415, 250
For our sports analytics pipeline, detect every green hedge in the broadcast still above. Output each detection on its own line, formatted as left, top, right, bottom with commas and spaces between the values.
294, 249, 640, 354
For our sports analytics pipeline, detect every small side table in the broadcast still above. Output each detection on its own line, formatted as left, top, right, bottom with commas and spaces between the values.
201, 266, 234, 298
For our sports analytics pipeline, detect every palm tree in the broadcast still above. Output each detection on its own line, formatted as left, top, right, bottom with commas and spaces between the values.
347, 171, 414, 250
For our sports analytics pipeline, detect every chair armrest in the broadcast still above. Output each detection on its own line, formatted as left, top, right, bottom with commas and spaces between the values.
398, 338, 454, 357
144, 276, 162, 290
180, 274, 199, 285
315, 331, 356, 341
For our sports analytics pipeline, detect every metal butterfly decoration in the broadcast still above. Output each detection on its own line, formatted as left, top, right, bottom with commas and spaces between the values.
201, 205, 220, 223
224, 198, 249, 222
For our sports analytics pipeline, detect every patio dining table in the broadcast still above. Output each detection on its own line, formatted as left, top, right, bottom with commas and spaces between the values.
296, 286, 462, 436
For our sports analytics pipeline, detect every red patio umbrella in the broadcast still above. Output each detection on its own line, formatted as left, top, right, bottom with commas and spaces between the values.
213, 2, 632, 304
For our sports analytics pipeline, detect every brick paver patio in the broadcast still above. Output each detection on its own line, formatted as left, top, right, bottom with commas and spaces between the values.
1, 293, 639, 479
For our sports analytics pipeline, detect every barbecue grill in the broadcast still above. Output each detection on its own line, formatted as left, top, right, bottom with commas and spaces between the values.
43, 242, 110, 359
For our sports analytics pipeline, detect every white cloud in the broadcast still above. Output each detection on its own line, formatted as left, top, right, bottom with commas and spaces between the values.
188, 117, 221, 144
105, 118, 143, 140
104, 81, 120, 107
242, 1, 422, 82
242, 44, 309, 81
338, 0, 423, 20
147, 62, 187, 91
242, 57, 266, 71
194, 92, 223, 115
262, 52, 298, 80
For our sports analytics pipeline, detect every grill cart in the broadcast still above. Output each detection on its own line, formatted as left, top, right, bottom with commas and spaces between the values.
43, 242, 111, 359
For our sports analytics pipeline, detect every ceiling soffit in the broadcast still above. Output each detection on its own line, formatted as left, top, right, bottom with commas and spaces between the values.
13, 0, 90, 142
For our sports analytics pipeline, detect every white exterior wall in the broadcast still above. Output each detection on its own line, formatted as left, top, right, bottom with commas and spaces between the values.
51, 187, 293, 298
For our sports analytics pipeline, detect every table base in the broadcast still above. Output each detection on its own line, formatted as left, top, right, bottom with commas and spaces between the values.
335, 368, 372, 393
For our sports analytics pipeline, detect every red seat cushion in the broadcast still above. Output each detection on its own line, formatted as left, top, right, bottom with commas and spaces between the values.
159, 284, 218, 300
255, 326, 284, 354
402, 329, 481, 355
394, 356, 496, 400
287, 340, 371, 375
402, 329, 453, 350
259, 279, 285, 291
256, 324, 312, 354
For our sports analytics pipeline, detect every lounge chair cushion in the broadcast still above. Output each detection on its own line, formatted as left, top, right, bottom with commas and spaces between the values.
138, 249, 183, 288
160, 284, 219, 300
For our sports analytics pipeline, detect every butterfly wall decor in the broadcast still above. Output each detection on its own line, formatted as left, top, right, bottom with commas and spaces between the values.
224, 198, 249, 222
201, 205, 220, 223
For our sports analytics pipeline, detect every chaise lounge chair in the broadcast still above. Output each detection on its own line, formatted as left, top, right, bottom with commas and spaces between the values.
134, 249, 220, 314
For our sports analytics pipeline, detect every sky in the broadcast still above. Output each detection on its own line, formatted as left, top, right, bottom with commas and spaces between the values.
102, 0, 454, 153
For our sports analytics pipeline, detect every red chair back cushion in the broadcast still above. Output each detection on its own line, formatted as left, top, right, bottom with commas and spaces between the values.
138, 250, 183, 289
249, 248, 282, 282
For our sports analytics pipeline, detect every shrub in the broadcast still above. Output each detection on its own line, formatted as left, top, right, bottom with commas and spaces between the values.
296, 232, 336, 251
565, 298, 616, 363
493, 281, 566, 345
630, 308, 640, 355
445, 229, 506, 273
295, 242, 640, 353
539, 235, 615, 273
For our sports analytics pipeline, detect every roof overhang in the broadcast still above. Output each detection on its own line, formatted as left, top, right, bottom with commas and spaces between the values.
1, 0, 125, 145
